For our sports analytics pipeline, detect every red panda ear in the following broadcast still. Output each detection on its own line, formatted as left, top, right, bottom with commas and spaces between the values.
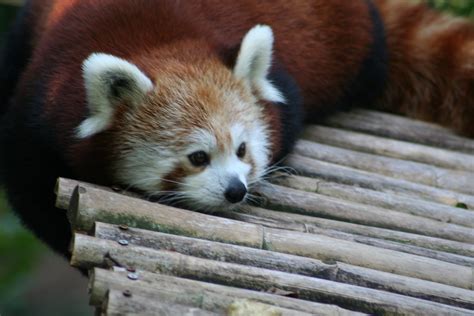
233, 25, 285, 104
76, 53, 153, 138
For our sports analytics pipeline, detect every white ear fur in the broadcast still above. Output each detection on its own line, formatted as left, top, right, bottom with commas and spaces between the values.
234, 25, 285, 103
77, 53, 153, 138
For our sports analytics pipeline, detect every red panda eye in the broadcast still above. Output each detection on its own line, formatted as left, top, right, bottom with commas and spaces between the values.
237, 142, 246, 158
188, 151, 210, 167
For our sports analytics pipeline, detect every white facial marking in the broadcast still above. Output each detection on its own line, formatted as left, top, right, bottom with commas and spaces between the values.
186, 129, 217, 155
77, 53, 153, 138
116, 144, 177, 193
234, 25, 285, 103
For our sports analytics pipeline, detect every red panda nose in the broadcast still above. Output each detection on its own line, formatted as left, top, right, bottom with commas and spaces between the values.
224, 178, 247, 204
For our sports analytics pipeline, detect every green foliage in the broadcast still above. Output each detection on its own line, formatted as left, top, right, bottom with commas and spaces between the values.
428, 0, 474, 17
0, 191, 45, 314
0, 210, 44, 294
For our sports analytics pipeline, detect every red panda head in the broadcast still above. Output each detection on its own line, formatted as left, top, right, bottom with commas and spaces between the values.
76, 25, 284, 211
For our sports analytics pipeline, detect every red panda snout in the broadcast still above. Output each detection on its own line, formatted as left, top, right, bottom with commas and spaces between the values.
165, 122, 268, 210
224, 177, 248, 204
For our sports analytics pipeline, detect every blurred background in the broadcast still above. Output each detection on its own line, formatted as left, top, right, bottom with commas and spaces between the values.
0, 1, 473, 315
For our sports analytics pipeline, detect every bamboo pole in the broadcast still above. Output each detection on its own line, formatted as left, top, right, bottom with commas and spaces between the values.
224, 210, 474, 267
59, 180, 474, 286
255, 182, 474, 243
286, 154, 474, 209
226, 300, 310, 316
302, 125, 474, 171
323, 109, 474, 154
63, 183, 474, 287
95, 222, 474, 308
58, 178, 474, 257
234, 206, 474, 257
92, 268, 361, 316
260, 229, 474, 289
75, 217, 474, 289
64, 183, 264, 248
272, 174, 474, 228
105, 289, 314, 316
293, 140, 474, 194
55, 177, 140, 211
72, 235, 474, 315
104, 289, 218, 316
94, 222, 333, 278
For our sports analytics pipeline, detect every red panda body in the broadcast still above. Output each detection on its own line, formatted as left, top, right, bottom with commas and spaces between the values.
0, 0, 472, 256
19, 0, 382, 154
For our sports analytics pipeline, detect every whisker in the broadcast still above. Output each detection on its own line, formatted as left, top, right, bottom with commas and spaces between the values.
120, 176, 160, 193
160, 178, 199, 189
245, 194, 259, 205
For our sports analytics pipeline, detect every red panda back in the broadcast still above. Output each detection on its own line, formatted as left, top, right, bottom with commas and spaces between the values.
24, 0, 376, 129
19, 0, 474, 178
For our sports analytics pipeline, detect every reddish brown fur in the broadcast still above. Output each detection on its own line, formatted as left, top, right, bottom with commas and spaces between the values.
161, 166, 187, 193
261, 101, 283, 161
15, 0, 474, 185
374, 0, 474, 136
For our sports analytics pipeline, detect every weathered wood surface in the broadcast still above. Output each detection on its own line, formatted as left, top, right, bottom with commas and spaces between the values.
105, 287, 315, 316
104, 289, 219, 316
60, 177, 474, 256
55, 109, 474, 315
95, 222, 474, 308
294, 140, 474, 194
92, 268, 362, 316
287, 154, 474, 209
62, 184, 473, 289
323, 109, 474, 154
72, 235, 474, 315
272, 174, 474, 228
226, 206, 474, 257
67, 184, 264, 247
224, 209, 474, 267
256, 183, 474, 243
105, 288, 314, 316
303, 125, 474, 171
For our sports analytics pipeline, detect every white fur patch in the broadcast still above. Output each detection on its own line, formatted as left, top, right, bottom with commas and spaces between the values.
115, 144, 177, 194
230, 124, 246, 148
186, 129, 217, 154
77, 53, 153, 138
234, 25, 285, 104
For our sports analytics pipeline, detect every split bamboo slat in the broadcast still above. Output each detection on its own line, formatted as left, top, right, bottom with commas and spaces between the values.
54, 109, 474, 315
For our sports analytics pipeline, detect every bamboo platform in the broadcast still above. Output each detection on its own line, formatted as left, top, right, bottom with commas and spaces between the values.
53, 109, 474, 315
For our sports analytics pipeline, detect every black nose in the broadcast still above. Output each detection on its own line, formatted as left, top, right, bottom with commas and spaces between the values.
224, 178, 247, 203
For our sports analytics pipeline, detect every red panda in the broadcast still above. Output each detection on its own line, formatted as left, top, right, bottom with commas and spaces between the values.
0, 0, 472, 256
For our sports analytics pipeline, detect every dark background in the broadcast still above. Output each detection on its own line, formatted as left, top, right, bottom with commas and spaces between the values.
0, 1, 473, 315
